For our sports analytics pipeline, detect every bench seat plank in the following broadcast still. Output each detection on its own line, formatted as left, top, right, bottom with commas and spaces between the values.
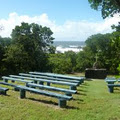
19, 73, 81, 84
29, 72, 85, 81
27, 83, 77, 95
17, 85, 72, 100
2, 76, 32, 83
0, 86, 9, 95
9, 75, 78, 86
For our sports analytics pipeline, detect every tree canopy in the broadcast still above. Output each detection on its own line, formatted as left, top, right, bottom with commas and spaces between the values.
88, 0, 120, 19
3, 22, 54, 74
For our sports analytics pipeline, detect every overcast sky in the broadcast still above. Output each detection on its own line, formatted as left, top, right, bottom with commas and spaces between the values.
0, 0, 120, 41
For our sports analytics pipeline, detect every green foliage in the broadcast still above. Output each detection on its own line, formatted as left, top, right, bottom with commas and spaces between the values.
48, 53, 72, 74
3, 44, 31, 74
88, 0, 120, 19
0, 22, 54, 75
75, 47, 94, 71
0, 37, 12, 76
64, 51, 77, 72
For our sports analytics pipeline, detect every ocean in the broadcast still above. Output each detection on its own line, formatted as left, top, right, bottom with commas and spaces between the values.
53, 41, 85, 53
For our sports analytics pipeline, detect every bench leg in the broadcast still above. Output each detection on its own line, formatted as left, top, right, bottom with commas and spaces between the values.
14, 87, 20, 91
58, 99, 66, 108
20, 89, 26, 99
39, 81, 44, 85
47, 82, 50, 86
0, 91, 7, 95
65, 92, 72, 96
3, 79, 8, 83
70, 86, 76, 90
34, 80, 37, 84
108, 86, 114, 93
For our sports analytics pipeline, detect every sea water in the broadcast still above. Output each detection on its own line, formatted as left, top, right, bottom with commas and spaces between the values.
53, 41, 85, 53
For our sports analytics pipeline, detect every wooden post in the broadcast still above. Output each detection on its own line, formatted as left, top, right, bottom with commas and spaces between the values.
47, 82, 50, 86
65, 92, 72, 96
58, 99, 66, 108
108, 86, 114, 93
70, 86, 76, 90
39, 81, 44, 85
20, 89, 26, 98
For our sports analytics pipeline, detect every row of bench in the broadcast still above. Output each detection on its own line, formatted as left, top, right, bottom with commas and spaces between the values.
0, 72, 85, 108
105, 77, 120, 93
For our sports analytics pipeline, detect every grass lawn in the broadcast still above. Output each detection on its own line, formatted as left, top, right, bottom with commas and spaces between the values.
0, 77, 120, 120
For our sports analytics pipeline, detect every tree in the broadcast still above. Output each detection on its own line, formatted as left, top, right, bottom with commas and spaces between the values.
88, 0, 120, 19
64, 51, 77, 72
48, 53, 72, 74
4, 22, 54, 73
0, 37, 12, 76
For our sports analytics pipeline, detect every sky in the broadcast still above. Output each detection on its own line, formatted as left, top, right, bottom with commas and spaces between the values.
0, 0, 120, 41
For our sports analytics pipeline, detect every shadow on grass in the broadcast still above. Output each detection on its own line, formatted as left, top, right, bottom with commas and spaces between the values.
77, 89, 88, 92
85, 79, 93, 81
73, 98, 84, 102
0, 94, 10, 97
77, 92, 87, 96
27, 97, 58, 106
26, 97, 80, 109
65, 105, 80, 110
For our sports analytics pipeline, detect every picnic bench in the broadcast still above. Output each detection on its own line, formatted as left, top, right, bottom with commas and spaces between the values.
19, 73, 81, 85
16, 85, 72, 108
105, 77, 117, 84
9, 75, 78, 90
107, 84, 120, 93
0, 86, 9, 95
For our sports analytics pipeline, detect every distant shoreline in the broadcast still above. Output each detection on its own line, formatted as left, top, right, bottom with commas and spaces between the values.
53, 41, 85, 53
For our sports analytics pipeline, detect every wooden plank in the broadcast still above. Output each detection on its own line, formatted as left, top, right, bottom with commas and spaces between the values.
29, 72, 84, 81
9, 75, 78, 86
2, 76, 32, 83
27, 83, 77, 94
19, 73, 80, 84
17, 85, 72, 100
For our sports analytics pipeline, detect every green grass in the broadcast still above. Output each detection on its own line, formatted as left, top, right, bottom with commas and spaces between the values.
0, 79, 120, 120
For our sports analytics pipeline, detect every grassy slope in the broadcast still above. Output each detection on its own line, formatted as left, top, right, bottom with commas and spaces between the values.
0, 80, 120, 120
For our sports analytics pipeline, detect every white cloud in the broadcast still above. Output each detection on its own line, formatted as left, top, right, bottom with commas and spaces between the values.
0, 12, 120, 41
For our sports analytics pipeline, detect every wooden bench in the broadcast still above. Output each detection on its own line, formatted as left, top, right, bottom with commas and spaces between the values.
29, 72, 85, 83
108, 84, 120, 93
27, 83, 77, 96
16, 85, 72, 108
2, 76, 32, 84
9, 75, 78, 90
0, 86, 9, 95
0, 81, 18, 87
19, 73, 81, 85
105, 77, 117, 84
2, 76, 33, 91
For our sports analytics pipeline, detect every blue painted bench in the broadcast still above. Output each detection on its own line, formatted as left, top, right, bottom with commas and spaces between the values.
29, 72, 85, 83
0, 86, 9, 95
16, 85, 72, 108
9, 75, 78, 90
0, 81, 18, 87
108, 84, 120, 93
19, 73, 81, 85
105, 77, 117, 84
2, 76, 32, 83
27, 83, 77, 96
2, 76, 33, 91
